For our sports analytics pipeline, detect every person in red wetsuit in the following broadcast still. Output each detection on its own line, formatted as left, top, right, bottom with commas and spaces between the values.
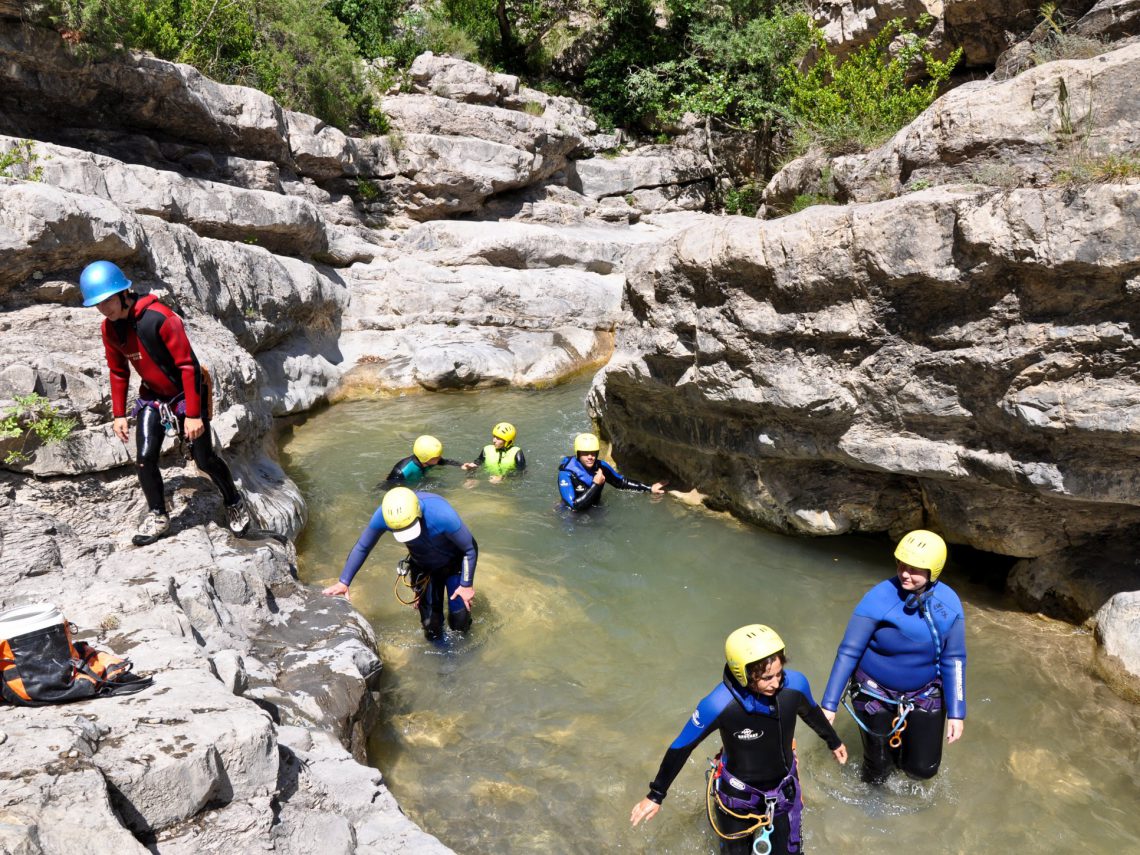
81, 260, 250, 544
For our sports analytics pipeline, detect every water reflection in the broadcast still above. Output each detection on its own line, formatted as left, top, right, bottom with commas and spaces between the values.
283, 381, 1140, 854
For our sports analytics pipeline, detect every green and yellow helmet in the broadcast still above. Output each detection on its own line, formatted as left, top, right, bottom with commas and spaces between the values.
492, 422, 516, 445
894, 529, 947, 582
573, 432, 600, 453
725, 624, 785, 688
412, 435, 443, 464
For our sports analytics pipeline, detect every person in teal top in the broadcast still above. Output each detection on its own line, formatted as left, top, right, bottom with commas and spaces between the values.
462, 422, 526, 483
385, 434, 462, 484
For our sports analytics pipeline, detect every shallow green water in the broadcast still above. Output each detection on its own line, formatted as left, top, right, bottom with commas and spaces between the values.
283, 380, 1140, 854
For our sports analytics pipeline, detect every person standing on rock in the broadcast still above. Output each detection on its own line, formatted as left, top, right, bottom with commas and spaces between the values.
557, 432, 666, 511
323, 487, 477, 641
462, 421, 526, 483
630, 625, 847, 854
385, 435, 463, 485
820, 529, 966, 785
82, 260, 250, 545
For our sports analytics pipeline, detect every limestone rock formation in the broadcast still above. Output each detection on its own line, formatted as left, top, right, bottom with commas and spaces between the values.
764, 41, 1140, 211
590, 182, 1140, 694
810, 0, 1098, 67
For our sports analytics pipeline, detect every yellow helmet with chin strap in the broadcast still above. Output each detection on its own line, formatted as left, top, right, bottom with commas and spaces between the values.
894, 529, 947, 582
412, 435, 443, 464
382, 487, 421, 531
573, 432, 601, 453
492, 422, 516, 445
725, 624, 785, 688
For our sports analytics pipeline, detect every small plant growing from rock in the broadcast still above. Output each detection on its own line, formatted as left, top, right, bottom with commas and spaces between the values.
522, 101, 545, 117
100, 615, 121, 632
0, 140, 45, 181
0, 393, 78, 465
356, 179, 381, 202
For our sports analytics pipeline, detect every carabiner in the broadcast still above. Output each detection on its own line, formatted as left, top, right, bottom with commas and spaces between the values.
752, 800, 777, 855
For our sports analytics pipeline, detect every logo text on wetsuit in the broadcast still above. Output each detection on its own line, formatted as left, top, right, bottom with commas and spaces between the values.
691, 709, 702, 727
734, 727, 763, 741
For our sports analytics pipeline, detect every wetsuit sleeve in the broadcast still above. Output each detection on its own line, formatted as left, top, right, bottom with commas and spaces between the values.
514, 449, 526, 470
156, 312, 202, 418
821, 614, 878, 711
602, 461, 651, 492
438, 458, 463, 468
338, 508, 387, 587
646, 686, 728, 804
444, 520, 478, 586
558, 467, 601, 511
102, 321, 131, 418
941, 614, 967, 719
787, 672, 843, 750
471, 448, 486, 466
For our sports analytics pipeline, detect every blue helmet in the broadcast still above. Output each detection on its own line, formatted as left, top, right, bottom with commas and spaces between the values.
79, 260, 132, 307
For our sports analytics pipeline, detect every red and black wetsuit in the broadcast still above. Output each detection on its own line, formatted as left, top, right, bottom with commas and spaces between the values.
102, 294, 239, 513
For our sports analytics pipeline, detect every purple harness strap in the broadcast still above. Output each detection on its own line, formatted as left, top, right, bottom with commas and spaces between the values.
852, 667, 943, 716
715, 755, 803, 851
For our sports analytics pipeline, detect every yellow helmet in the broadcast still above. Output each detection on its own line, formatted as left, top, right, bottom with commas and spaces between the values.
573, 432, 601, 453
382, 487, 422, 541
412, 435, 443, 464
894, 529, 947, 582
725, 625, 785, 688
492, 422, 516, 445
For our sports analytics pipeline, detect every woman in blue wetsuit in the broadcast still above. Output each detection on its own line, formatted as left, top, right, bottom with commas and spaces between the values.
820, 530, 966, 785
557, 432, 666, 511
631, 625, 847, 854
322, 487, 477, 640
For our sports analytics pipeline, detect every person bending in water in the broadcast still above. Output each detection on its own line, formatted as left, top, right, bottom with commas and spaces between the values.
323, 487, 476, 641
820, 529, 966, 785
631, 625, 846, 854
81, 260, 250, 545
462, 421, 526, 483
385, 434, 463, 484
557, 432, 666, 511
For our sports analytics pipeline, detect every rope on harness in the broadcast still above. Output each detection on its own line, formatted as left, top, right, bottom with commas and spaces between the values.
704, 758, 775, 854
840, 682, 916, 749
393, 557, 428, 607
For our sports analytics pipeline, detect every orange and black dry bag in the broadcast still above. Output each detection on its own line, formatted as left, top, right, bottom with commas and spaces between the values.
0, 603, 152, 706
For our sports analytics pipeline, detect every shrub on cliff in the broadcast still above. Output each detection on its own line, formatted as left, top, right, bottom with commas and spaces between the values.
785, 16, 961, 155
39, 0, 385, 133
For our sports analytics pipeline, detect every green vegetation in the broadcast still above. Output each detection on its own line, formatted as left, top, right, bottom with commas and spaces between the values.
32, 2, 960, 179
1055, 152, 1140, 184
785, 16, 961, 154
39, 0, 386, 132
723, 182, 761, 217
0, 140, 45, 181
0, 393, 78, 466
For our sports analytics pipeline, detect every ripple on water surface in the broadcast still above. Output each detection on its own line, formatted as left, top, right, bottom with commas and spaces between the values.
282, 381, 1140, 854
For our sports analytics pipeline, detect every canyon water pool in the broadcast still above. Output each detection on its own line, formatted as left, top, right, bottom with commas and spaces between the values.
283, 380, 1140, 854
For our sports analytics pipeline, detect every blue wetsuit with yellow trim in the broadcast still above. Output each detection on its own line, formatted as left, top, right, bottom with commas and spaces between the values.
339, 491, 477, 638
557, 455, 652, 511
821, 577, 966, 782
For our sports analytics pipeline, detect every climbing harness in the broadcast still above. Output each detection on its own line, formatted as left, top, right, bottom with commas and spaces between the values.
841, 670, 942, 748
393, 557, 429, 607
705, 753, 801, 855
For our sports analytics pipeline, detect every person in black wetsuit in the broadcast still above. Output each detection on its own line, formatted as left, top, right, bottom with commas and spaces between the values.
385, 434, 463, 484
82, 260, 250, 545
557, 432, 666, 511
631, 625, 847, 855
